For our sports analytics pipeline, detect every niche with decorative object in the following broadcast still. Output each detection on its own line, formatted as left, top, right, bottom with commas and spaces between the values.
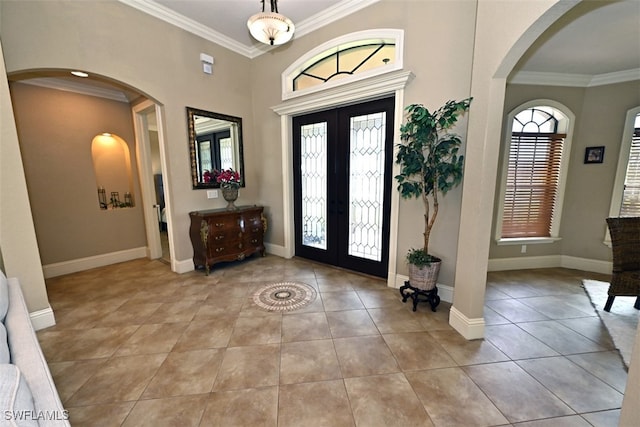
91, 133, 135, 209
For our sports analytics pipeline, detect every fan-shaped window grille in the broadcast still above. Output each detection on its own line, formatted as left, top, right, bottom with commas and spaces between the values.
293, 42, 395, 92
282, 29, 403, 100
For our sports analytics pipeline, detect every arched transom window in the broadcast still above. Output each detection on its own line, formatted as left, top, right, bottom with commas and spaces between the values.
293, 41, 395, 91
282, 29, 403, 100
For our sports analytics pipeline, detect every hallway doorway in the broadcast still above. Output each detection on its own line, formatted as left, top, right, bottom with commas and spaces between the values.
132, 100, 173, 266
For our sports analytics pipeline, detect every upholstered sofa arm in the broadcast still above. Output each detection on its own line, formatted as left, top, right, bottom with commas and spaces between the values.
5, 278, 69, 426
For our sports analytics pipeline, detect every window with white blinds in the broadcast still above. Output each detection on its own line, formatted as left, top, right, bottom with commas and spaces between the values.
499, 106, 570, 240
620, 127, 640, 217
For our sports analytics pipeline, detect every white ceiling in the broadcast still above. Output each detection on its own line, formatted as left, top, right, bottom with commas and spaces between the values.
120, 0, 373, 58
152, 0, 345, 49
511, 0, 640, 85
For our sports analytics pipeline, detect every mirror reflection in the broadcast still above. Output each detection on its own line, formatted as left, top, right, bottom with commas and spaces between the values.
187, 107, 244, 189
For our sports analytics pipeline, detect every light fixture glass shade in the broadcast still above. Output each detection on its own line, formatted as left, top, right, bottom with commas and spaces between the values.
247, 11, 295, 46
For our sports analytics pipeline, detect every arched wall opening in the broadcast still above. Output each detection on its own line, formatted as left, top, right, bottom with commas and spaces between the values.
450, 0, 581, 339
7, 69, 170, 278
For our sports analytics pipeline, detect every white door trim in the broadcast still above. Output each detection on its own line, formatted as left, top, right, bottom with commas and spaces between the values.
272, 69, 414, 287
132, 100, 176, 270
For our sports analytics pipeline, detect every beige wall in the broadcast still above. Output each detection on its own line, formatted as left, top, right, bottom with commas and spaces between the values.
490, 80, 640, 262
564, 81, 640, 258
0, 42, 50, 313
10, 82, 147, 264
0, 0, 255, 264
0, 0, 573, 295
1, 0, 582, 290
0, 0, 605, 306
4, 0, 640, 417
251, 0, 477, 286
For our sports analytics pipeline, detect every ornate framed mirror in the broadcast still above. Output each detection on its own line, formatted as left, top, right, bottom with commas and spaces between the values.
187, 107, 245, 189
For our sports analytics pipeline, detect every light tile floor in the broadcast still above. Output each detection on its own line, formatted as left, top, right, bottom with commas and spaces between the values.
38, 255, 628, 426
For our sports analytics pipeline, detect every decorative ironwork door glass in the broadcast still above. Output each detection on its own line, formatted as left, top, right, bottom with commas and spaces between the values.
219, 137, 234, 170
349, 112, 386, 261
300, 122, 328, 250
293, 98, 394, 277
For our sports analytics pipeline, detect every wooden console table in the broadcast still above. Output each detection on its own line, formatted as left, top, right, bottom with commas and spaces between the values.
189, 205, 266, 274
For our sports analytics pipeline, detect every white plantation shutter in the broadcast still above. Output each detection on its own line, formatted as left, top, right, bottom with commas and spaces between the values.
620, 128, 640, 217
501, 132, 566, 238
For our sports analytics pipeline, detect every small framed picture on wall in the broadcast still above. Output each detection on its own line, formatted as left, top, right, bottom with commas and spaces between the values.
584, 146, 605, 164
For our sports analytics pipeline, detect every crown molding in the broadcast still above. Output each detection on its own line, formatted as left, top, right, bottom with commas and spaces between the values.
19, 78, 129, 103
589, 68, 640, 87
118, 0, 254, 57
118, 0, 381, 59
510, 68, 640, 87
294, 0, 380, 39
509, 71, 592, 87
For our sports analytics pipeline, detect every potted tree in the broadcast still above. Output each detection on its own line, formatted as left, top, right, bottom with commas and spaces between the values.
396, 98, 472, 298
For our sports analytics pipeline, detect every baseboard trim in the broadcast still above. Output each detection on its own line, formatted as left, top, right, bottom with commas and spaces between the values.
392, 274, 453, 304
264, 243, 288, 258
487, 255, 561, 271
449, 306, 485, 340
560, 255, 612, 275
30, 307, 56, 331
42, 247, 147, 278
488, 254, 612, 274
173, 258, 195, 274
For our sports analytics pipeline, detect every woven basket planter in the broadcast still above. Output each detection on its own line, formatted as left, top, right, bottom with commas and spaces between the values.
408, 259, 441, 291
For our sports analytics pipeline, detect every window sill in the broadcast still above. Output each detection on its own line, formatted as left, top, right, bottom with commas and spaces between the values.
496, 237, 561, 246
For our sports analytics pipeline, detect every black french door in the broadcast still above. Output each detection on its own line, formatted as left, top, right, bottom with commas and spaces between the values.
292, 97, 395, 277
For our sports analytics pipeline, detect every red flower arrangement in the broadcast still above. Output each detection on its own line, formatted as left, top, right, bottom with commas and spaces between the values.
215, 168, 241, 187
202, 169, 241, 185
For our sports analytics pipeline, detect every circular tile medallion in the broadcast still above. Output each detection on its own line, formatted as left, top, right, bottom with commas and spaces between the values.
252, 282, 317, 312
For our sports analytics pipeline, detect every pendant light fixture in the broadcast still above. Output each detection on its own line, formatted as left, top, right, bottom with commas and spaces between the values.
247, 0, 295, 46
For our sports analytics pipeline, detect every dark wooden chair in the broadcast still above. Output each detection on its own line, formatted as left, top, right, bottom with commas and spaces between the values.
605, 217, 640, 312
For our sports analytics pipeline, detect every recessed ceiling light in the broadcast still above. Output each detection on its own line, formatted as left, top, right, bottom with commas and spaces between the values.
101, 132, 112, 137
71, 71, 89, 78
